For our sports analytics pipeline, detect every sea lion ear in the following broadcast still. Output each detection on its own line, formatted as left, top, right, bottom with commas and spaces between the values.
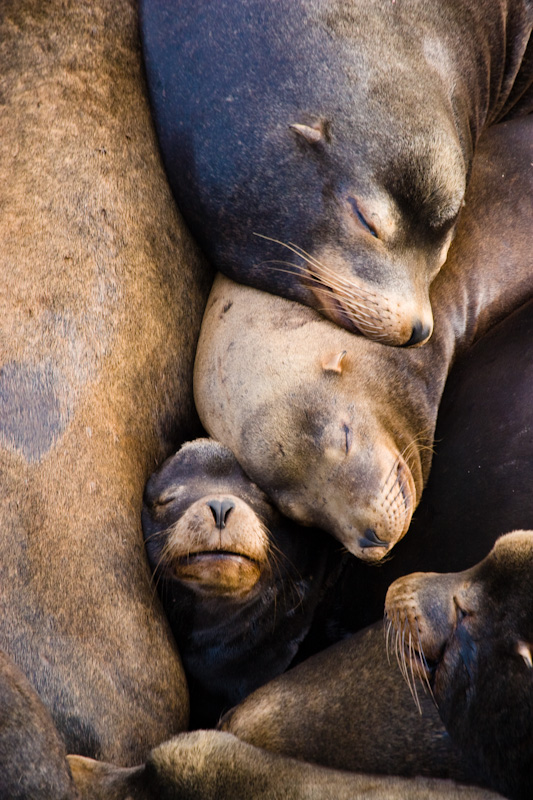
516, 641, 533, 668
321, 350, 347, 374
289, 122, 324, 145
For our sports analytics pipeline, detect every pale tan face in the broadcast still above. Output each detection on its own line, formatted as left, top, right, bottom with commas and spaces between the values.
194, 276, 431, 560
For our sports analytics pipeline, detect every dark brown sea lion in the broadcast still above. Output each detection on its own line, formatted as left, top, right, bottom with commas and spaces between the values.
68, 730, 505, 799
0, 649, 78, 800
194, 117, 533, 559
142, 438, 342, 728
141, 0, 533, 345
0, 0, 212, 763
221, 622, 475, 783
385, 531, 533, 800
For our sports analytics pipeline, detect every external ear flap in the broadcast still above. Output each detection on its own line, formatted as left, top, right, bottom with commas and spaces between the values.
516, 641, 533, 668
321, 350, 347, 374
289, 123, 324, 145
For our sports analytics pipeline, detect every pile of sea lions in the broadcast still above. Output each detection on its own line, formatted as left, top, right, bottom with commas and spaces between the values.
1, 0, 532, 798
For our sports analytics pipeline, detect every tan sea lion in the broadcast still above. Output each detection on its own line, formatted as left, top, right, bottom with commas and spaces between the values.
68, 730, 506, 800
141, 0, 533, 345
194, 117, 533, 559
142, 438, 342, 728
385, 531, 533, 800
0, 0, 212, 764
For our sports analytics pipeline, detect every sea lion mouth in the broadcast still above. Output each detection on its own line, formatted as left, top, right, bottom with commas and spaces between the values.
171, 551, 263, 597
175, 550, 259, 566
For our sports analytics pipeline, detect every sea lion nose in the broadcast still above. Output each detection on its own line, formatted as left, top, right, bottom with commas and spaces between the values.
206, 499, 235, 530
358, 528, 388, 549
402, 320, 432, 347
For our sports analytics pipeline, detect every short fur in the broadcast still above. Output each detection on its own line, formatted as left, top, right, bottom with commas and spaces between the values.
0, 0, 212, 763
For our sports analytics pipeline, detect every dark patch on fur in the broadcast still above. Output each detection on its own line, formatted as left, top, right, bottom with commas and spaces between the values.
0, 361, 70, 462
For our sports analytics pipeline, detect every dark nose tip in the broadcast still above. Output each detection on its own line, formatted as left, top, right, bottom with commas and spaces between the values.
358, 528, 388, 549
402, 320, 432, 347
206, 499, 235, 530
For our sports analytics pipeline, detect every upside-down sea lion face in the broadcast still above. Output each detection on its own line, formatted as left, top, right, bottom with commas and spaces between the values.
385, 531, 533, 800
141, 0, 469, 347
195, 276, 435, 561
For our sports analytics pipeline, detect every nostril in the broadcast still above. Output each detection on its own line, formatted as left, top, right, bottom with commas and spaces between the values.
206, 499, 235, 529
359, 528, 388, 549
402, 320, 432, 347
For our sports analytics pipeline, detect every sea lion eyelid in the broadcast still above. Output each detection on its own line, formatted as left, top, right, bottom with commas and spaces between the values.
154, 493, 178, 507
453, 595, 469, 621
347, 197, 378, 238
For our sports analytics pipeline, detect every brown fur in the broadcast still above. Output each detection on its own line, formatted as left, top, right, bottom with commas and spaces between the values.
67, 730, 506, 799
0, 650, 78, 800
0, 0, 212, 764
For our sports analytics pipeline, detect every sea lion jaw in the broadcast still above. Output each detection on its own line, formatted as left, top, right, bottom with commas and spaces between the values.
155, 495, 268, 599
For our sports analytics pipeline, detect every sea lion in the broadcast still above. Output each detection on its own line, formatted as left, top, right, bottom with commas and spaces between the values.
142, 438, 343, 728
0, 0, 212, 763
140, 0, 533, 345
193, 117, 533, 558
220, 622, 476, 782
330, 297, 533, 633
0, 649, 78, 800
68, 730, 505, 800
218, 537, 532, 797
385, 530, 533, 800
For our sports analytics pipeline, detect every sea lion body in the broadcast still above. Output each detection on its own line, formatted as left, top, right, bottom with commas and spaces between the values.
0, 0, 212, 762
218, 537, 532, 797
141, 0, 533, 344
0, 650, 77, 800
221, 622, 475, 782
386, 531, 533, 800
68, 731, 506, 800
142, 439, 342, 728
194, 117, 533, 558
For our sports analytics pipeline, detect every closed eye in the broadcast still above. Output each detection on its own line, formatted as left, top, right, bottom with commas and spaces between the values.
347, 196, 378, 238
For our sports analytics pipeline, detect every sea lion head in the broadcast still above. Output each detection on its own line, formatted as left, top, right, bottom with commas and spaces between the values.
195, 276, 434, 561
142, 438, 342, 725
385, 531, 533, 800
142, 439, 275, 599
142, 0, 470, 347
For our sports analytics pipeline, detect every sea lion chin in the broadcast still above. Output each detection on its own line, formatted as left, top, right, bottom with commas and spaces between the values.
141, 0, 533, 345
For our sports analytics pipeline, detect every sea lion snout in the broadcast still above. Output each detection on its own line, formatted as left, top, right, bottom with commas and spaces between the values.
206, 498, 235, 530
305, 243, 435, 346
147, 494, 268, 598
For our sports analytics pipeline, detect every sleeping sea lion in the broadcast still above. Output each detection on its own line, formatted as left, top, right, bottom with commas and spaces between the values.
385, 530, 533, 800
141, 0, 533, 345
142, 438, 343, 728
0, 0, 212, 763
193, 117, 533, 558
68, 729, 506, 799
